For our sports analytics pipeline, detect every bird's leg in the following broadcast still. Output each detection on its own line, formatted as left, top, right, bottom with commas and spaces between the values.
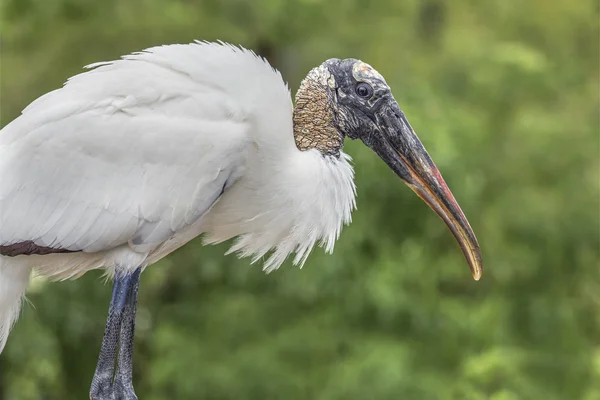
90, 268, 142, 400
113, 267, 141, 400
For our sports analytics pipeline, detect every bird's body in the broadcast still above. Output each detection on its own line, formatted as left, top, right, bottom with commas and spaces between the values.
0, 41, 481, 399
0, 43, 353, 280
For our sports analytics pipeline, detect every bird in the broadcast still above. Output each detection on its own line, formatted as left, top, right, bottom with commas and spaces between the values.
0, 41, 483, 399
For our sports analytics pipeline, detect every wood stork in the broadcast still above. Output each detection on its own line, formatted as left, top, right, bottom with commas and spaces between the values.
0, 41, 482, 399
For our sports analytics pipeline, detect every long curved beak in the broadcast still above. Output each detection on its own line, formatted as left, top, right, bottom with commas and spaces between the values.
368, 101, 483, 280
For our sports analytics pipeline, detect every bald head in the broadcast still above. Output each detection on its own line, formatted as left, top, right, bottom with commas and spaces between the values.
292, 58, 394, 155
292, 58, 483, 279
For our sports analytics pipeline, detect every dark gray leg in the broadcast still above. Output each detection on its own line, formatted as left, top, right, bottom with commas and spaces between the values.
90, 268, 142, 400
114, 268, 141, 400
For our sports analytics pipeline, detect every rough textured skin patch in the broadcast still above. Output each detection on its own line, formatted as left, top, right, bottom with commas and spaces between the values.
293, 66, 343, 157
0, 241, 77, 257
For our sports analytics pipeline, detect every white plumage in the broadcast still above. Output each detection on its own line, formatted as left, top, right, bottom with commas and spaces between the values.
0, 42, 356, 352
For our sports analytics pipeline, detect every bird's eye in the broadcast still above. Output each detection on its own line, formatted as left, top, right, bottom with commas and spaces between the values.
355, 82, 373, 98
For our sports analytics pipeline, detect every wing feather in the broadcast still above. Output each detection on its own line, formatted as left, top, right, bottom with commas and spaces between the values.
0, 44, 252, 255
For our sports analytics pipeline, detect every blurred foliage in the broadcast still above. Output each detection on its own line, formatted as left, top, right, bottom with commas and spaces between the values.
0, 0, 599, 399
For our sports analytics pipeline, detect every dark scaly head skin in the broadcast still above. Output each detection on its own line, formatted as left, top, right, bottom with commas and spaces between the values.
293, 59, 483, 280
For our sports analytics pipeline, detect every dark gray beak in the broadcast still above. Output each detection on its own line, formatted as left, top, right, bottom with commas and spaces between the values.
368, 100, 483, 280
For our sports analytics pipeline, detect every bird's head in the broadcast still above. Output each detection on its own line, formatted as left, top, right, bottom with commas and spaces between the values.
293, 58, 483, 280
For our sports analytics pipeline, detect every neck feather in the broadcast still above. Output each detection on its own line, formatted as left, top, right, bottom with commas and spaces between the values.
201, 151, 356, 273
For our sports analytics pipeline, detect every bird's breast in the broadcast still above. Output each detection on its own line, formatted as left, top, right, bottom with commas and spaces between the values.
200, 148, 357, 271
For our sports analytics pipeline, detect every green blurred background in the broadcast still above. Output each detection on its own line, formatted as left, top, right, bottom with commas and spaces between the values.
1, 0, 598, 399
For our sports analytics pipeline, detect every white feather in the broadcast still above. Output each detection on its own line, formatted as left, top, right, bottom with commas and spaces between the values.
0, 41, 357, 352
0, 257, 32, 353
